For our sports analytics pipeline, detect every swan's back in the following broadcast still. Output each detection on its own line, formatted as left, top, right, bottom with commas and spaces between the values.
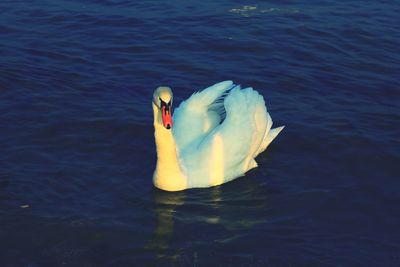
176, 83, 284, 188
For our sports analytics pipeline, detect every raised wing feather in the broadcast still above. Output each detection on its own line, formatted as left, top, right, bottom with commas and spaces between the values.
173, 81, 234, 151
210, 87, 268, 176
180, 85, 283, 187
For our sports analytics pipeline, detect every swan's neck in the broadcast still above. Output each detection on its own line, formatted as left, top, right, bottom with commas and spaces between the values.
153, 103, 187, 191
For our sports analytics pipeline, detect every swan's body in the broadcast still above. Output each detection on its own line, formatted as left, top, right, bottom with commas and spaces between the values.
152, 81, 284, 191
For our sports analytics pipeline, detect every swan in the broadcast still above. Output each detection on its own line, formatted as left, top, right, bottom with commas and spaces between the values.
152, 81, 284, 191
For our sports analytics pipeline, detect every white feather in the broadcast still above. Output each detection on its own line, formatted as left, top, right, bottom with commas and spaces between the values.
164, 81, 284, 189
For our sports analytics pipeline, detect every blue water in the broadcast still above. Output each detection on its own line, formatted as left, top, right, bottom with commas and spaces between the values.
1, 0, 399, 266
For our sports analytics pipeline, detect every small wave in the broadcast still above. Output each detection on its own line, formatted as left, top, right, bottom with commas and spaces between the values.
228, 5, 300, 17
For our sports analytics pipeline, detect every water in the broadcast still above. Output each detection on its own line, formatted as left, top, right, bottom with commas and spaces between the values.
1, 0, 399, 265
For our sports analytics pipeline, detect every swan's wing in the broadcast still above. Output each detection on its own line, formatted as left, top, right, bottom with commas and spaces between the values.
213, 86, 284, 178
211, 86, 268, 174
173, 81, 234, 151
181, 85, 284, 187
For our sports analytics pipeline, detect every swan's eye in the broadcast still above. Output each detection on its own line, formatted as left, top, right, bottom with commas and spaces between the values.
159, 97, 166, 108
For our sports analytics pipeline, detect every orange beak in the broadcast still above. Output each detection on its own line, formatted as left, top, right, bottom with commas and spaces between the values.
161, 106, 173, 129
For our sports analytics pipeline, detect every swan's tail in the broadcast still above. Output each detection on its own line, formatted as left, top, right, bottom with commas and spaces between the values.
266, 126, 285, 147
255, 122, 285, 157
245, 125, 284, 173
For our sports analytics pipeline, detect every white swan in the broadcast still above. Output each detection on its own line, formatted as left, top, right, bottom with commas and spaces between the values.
152, 81, 284, 191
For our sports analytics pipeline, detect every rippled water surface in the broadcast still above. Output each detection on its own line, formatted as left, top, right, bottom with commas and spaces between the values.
1, 0, 399, 266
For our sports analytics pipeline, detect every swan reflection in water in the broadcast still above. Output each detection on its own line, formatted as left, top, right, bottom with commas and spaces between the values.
145, 176, 272, 262
145, 190, 185, 257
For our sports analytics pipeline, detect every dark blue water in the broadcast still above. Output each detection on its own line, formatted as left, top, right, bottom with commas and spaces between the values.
1, 0, 399, 266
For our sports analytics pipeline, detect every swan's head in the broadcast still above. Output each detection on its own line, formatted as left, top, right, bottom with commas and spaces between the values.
153, 86, 173, 130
